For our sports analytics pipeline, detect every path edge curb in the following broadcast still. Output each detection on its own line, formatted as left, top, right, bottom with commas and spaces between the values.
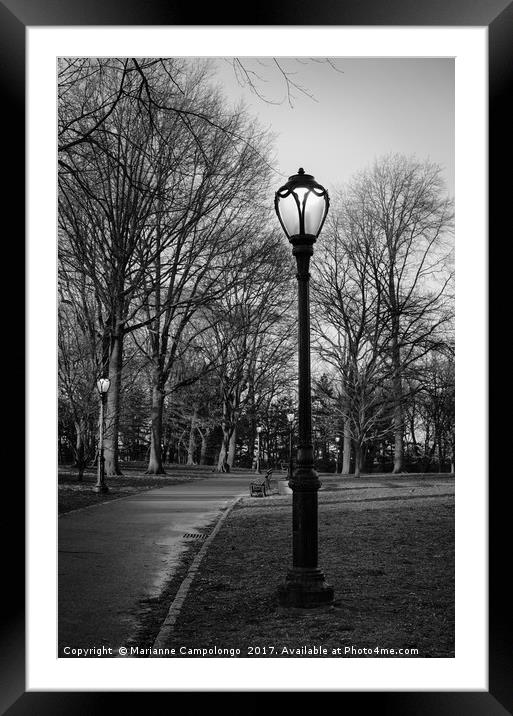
151, 495, 243, 652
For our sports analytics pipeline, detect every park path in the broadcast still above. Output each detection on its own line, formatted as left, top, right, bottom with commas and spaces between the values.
58, 474, 251, 654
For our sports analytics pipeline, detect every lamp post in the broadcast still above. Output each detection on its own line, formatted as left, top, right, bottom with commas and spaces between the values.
275, 168, 334, 608
287, 412, 295, 480
256, 426, 263, 473
335, 436, 340, 474
94, 377, 110, 493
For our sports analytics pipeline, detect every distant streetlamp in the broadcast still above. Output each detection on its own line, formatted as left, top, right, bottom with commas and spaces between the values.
275, 167, 334, 608
94, 377, 110, 493
256, 426, 263, 473
286, 412, 295, 480
335, 436, 341, 474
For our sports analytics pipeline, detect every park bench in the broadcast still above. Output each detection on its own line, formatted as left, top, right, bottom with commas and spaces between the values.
250, 468, 273, 497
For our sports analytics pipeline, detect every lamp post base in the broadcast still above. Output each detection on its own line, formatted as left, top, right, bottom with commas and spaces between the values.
93, 484, 109, 494
278, 567, 334, 608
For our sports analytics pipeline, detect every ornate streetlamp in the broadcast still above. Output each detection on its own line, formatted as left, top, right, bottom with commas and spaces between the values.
286, 412, 295, 480
94, 377, 110, 493
335, 436, 341, 474
275, 168, 334, 608
255, 426, 263, 474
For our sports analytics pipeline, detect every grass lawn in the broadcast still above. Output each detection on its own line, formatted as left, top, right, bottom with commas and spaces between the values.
148, 491, 454, 658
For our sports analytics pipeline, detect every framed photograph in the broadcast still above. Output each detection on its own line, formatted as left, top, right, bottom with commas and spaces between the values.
3, 0, 509, 711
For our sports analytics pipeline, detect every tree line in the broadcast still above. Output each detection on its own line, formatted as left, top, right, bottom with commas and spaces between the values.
58, 57, 454, 477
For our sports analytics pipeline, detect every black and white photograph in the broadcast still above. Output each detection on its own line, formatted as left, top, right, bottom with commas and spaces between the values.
7, 8, 502, 704
57, 55, 456, 660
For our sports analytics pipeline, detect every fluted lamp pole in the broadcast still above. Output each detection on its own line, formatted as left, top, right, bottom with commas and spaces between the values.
287, 412, 295, 481
256, 426, 263, 474
94, 377, 110, 494
275, 168, 334, 608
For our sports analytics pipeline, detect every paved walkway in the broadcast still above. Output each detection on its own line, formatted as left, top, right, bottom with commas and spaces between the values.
58, 475, 251, 653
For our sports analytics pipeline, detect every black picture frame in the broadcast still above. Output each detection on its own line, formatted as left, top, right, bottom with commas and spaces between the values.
2, 0, 509, 712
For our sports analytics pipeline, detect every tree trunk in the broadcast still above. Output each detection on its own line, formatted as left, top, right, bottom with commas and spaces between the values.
217, 430, 231, 472
74, 418, 86, 481
391, 331, 404, 474
217, 394, 234, 472
103, 329, 123, 476
187, 407, 198, 465
342, 421, 352, 474
249, 425, 257, 470
410, 412, 420, 457
354, 441, 363, 478
147, 382, 166, 474
392, 413, 403, 473
227, 425, 237, 468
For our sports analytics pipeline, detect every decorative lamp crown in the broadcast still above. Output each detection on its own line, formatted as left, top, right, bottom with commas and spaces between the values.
96, 377, 111, 394
275, 167, 330, 241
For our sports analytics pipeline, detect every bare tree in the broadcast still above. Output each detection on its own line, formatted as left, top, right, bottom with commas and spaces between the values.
59, 94, 178, 474
58, 59, 273, 475
58, 282, 101, 479
414, 355, 455, 472
136, 106, 274, 474
333, 155, 454, 473
313, 157, 453, 475
313, 209, 393, 476
203, 232, 295, 472
228, 57, 343, 107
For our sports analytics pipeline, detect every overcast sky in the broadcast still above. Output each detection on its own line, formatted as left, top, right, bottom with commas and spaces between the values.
211, 57, 454, 198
